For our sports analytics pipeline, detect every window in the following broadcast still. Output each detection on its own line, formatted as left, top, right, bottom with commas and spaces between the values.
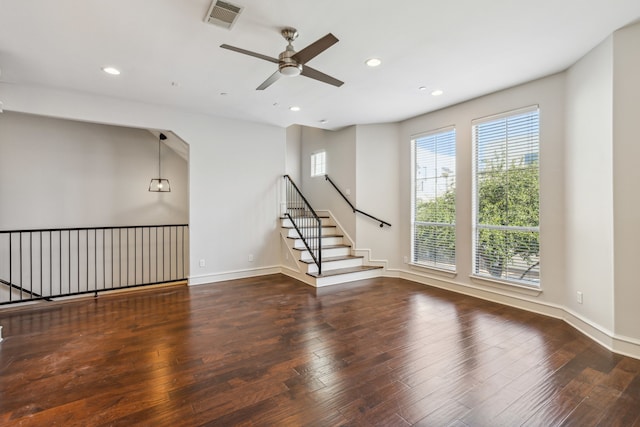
472, 106, 540, 286
310, 151, 326, 177
412, 127, 456, 271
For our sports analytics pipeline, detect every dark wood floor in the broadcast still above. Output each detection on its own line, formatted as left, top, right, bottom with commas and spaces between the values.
0, 275, 639, 426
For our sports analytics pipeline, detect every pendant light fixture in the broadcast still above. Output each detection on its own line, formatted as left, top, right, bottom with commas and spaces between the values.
149, 132, 171, 192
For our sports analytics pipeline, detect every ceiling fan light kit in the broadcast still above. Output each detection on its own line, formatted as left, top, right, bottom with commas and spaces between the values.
220, 27, 343, 90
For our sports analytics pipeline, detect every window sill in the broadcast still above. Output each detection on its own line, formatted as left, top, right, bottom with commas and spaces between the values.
409, 263, 457, 279
469, 274, 542, 296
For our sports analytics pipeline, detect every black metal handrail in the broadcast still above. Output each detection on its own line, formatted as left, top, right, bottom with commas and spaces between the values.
324, 175, 391, 228
0, 224, 189, 305
283, 175, 322, 275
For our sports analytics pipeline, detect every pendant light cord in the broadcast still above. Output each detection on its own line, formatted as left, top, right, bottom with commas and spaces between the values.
158, 132, 167, 179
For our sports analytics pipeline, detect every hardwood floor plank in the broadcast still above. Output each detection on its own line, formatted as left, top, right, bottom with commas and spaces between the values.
0, 274, 638, 425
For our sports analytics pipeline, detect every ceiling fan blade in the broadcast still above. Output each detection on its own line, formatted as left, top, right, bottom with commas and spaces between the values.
301, 65, 344, 87
257, 70, 282, 90
292, 33, 338, 64
220, 44, 279, 64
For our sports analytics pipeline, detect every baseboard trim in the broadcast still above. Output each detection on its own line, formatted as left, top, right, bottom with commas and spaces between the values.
188, 266, 281, 286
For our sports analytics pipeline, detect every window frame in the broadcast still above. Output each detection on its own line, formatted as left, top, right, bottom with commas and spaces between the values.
411, 126, 457, 272
471, 105, 540, 287
310, 150, 326, 178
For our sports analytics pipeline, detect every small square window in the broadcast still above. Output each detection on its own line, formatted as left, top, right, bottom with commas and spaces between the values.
310, 151, 326, 177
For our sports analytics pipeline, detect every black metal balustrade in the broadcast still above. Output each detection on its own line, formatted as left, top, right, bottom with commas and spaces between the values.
283, 175, 322, 275
0, 224, 189, 305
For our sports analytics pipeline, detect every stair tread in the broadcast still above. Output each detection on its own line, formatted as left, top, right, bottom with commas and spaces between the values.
306, 265, 382, 278
282, 225, 336, 229
300, 255, 364, 264
281, 215, 330, 219
286, 234, 343, 240
292, 244, 351, 252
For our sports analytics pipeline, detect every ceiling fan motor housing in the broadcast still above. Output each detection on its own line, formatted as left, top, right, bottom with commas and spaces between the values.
279, 45, 302, 76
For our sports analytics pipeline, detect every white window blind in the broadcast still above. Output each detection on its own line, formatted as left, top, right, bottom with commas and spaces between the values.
472, 106, 540, 285
310, 151, 326, 177
412, 127, 456, 271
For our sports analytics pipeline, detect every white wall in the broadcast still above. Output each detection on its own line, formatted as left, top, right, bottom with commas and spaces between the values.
0, 111, 188, 229
301, 125, 357, 239
285, 125, 302, 184
612, 22, 640, 340
355, 124, 401, 267
565, 37, 614, 332
0, 83, 286, 284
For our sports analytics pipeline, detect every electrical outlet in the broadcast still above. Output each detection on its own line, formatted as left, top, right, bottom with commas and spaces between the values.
248, 254, 254, 262
577, 291, 583, 304
199, 259, 206, 268
403, 256, 409, 264
345, 188, 351, 196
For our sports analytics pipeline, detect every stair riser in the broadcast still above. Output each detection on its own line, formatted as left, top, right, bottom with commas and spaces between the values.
281, 217, 333, 228
299, 247, 350, 261
306, 258, 363, 274
314, 268, 383, 287
285, 227, 337, 238
292, 236, 343, 249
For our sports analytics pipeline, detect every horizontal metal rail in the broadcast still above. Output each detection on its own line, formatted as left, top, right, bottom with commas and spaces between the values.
0, 224, 189, 305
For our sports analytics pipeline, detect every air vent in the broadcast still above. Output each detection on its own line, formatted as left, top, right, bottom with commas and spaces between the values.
205, 0, 243, 30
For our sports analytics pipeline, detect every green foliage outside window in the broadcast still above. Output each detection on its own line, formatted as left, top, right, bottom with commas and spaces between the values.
416, 155, 539, 279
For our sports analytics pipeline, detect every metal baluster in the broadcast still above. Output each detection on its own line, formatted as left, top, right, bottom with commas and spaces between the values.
77, 230, 80, 294
162, 227, 165, 282
30, 232, 33, 299
103, 229, 106, 290
49, 231, 52, 299
9, 233, 12, 302
86, 229, 89, 292
142, 227, 145, 284
20, 232, 23, 301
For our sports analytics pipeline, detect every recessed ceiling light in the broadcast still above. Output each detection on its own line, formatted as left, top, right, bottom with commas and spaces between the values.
319, 119, 328, 124
365, 58, 382, 67
431, 89, 444, 96
101, 66, 121, 76
289, 106, 301, 112
418, 86, 427, 91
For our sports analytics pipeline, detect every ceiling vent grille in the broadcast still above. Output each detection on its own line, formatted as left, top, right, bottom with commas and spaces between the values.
205, 1, 243, 30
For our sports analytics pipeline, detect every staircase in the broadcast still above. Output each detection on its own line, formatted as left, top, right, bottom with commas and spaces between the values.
280, 211, 383, 287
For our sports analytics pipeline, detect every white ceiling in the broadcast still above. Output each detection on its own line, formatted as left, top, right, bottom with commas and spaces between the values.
1, 0, 639, 130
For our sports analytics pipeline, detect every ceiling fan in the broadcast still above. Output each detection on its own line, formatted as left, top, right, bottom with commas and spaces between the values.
220, 27, 344, 90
